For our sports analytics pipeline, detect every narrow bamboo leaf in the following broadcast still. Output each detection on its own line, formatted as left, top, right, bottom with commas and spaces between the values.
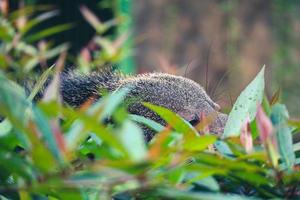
288, 119, 300, 130
270, 88, 281, 105
129, 114, 165, 132
64, 107, 127, 155
27, 65, 54, 101
0, 72, 30, 147
0, 151, 33, 180
223, 66, 265, 138
148, 128, 172, 160
158, 188, 260, 200
19, 190, 31, 200
262, 95, 271, 115
143, 102, 198, 136
89, 87, 129, 122
43, 43, 69, 60
80, 5, 107, 34
20, 10, 60, 35
185, 172, 220, 191
31, 106, 63, 163
0, 195, 10, 200
194, 153, 264, 172
26, 121, 59, 173
15, 42, 37, 55
0, 26, 14, 41
196, 176, 220, 191
23, 57, 39, 72
0, 72, 27, 119
118, 120, 147, 162
183, 135, 217, 152
234, 171, 271, 185
214, 140, 233, 157
25, 23, 74, 43
9, 5, 53, 21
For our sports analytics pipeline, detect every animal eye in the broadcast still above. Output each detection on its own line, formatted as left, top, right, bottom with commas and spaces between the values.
189, 115, 200, 126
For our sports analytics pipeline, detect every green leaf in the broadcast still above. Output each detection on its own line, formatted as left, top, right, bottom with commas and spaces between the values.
15, 42, 38, 55
0, 26, 14, 42
143, 102, 198, 136
0, 72, 30, 147
157, 187, 260, 200
25, 23, 74, 43
23, 57, 39, 72
80, 6, 107, 34
166, 167, 185, 185
118, 120, 147, 162
31, 106, 63, 163
20, 10, 60, 35
0, 151, 33, 180
27, 65, 54, 101
9, 5, 53, 21
223, 66, 265, 138
294, 142, 300, 152
89, 87, 129, 122
64, 106, 127, 155
271, 104, 295, 170
0, 119, 12, 137
185, 172, 220, 191
43, 43, 69, 60
26, 123, 59, 173
183, 135, 217, 152
214, 140, 233, 157
129, 114, 165, 132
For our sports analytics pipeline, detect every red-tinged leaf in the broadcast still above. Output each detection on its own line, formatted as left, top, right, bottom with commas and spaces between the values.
79, 5, 105, 33
148, 126, 172, 160
16, 15, 27, 30
80, 47, 91, 63
194, 112, 217, 135
240, 116, 253, 154
50, 120, 66, 156
27, 121, 58, 173
42, 52, 66, 103
256, 105, 273, 143
112, 32, 129, 50
0, 0, 9, 16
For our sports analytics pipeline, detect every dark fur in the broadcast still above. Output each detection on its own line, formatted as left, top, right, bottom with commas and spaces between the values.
58, 69, 227, 141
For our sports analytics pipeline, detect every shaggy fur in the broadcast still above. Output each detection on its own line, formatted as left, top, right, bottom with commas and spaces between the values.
59, 69, 227, 141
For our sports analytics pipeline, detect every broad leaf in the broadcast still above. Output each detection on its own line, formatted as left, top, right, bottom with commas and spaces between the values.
271, 104, 295, 170
223, 66, 265, 138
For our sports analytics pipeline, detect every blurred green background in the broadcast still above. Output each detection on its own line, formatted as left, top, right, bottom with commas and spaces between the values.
2, 0, 300, 116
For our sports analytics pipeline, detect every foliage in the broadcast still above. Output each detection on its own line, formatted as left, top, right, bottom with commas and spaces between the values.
0, 4, 299, 200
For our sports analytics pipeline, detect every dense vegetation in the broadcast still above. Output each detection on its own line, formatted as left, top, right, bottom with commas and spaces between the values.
0, 5, 299, 200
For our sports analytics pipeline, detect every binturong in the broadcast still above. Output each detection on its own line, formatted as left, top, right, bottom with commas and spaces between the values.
48, 69, 228, 142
